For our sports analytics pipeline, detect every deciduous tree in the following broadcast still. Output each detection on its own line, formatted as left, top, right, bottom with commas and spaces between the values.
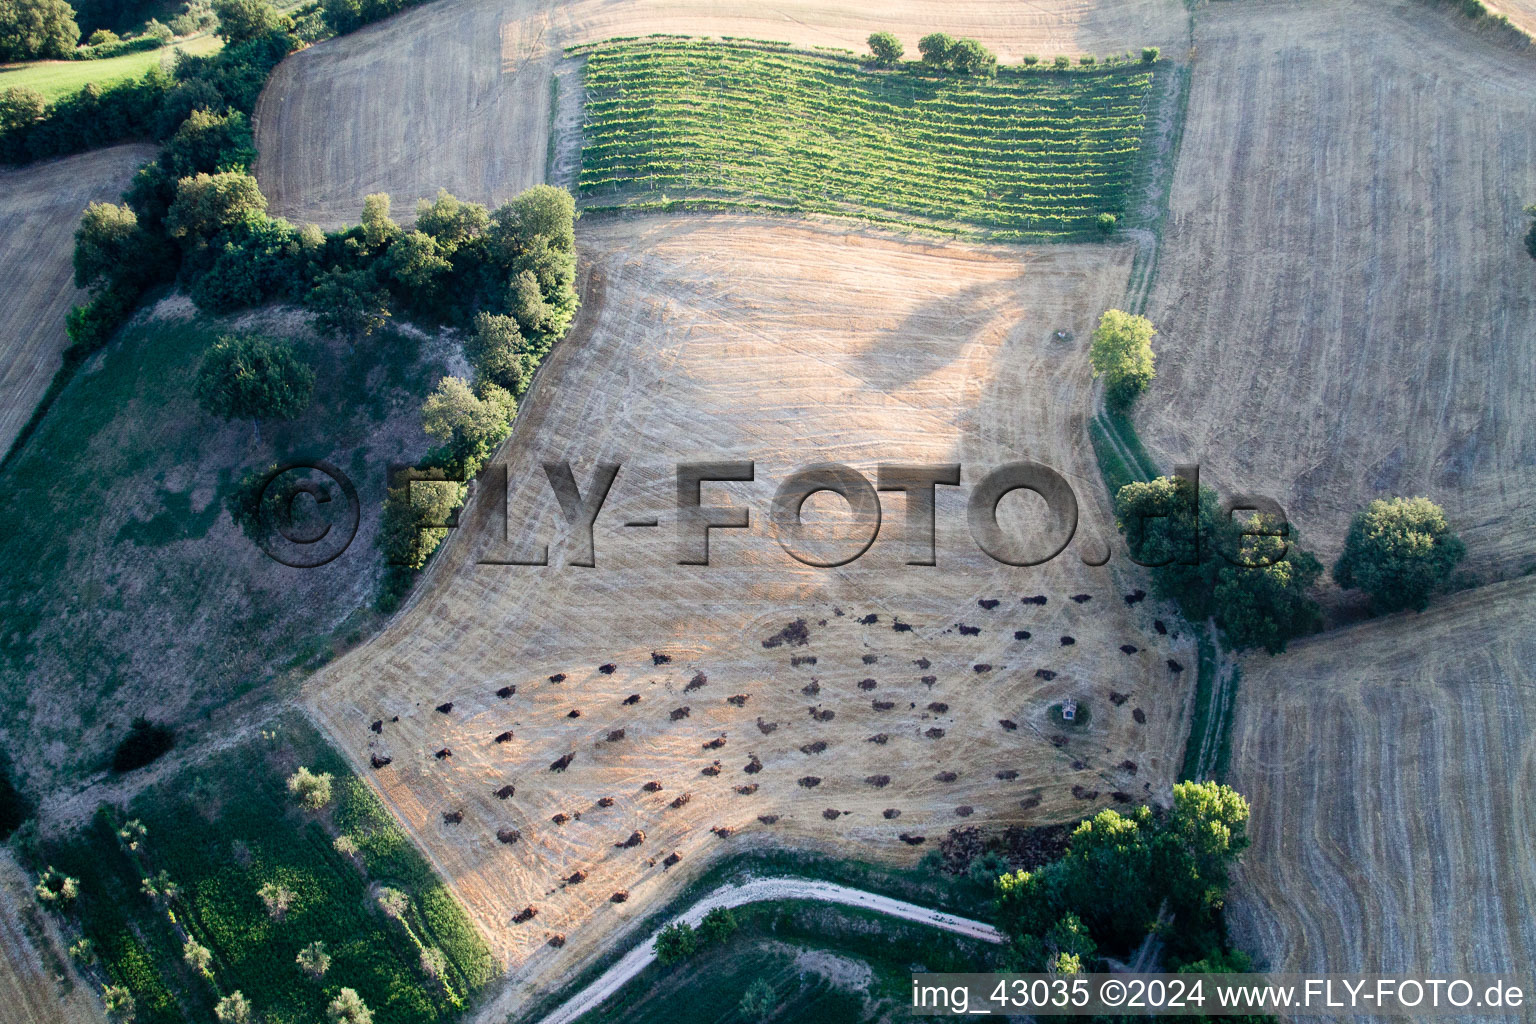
1333, 496, 1465, 612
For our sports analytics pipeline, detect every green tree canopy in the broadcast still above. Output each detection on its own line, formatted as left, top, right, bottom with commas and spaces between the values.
917, 31, 955, 68
380, 474, 465, 569
465, 311, 526, 394
326, 988, 372, 1024
415, 188, 489, 250
194, 334, 315, 423
697, 906, 738, 945
0, 0, 80, 60
1333, 496, 1464, 612
867, 30, 902, 65
948, 38, 996, 76
360, 191, 398, 249
1212, 516, 1322, 654
0, 86, 47, 135
421, 375, 515, 470
210, 0, 285, 43
73, 202, 141, 291
1114, 475, 1229, 620
165, 171, 267, 247
654, 921, 698, 965
1089, 308, 1156, 409
306, 265, 391, 339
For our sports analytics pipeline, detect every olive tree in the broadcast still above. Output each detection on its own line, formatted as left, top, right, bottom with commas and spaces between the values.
866, 30, 902, 65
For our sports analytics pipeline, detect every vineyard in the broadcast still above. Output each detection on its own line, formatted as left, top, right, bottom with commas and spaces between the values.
37, 716, 494, 1024
575, 39, 1159, 239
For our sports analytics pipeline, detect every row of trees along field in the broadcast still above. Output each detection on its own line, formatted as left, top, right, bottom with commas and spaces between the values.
0, 0, 222, 57
576, 37, 1155, 239
1089, 309, 1466, 654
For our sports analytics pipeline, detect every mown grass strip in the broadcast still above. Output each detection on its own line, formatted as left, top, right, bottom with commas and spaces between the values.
577, 39, 1157, 239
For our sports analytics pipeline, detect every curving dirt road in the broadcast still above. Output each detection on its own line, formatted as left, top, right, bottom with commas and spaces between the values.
531, 876, 1001, 1024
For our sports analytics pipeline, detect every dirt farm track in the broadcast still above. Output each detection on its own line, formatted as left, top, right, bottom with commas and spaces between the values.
0, 145, 157, 458
304, 217, 1198, 1007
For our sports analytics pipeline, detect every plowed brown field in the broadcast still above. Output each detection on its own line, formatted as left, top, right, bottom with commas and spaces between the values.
0, 144, 155, 457
0, 852, 103, 1024
304, 217, 1197, 1008
1226, 576, 1536, 980
1137, 0, 1536, 578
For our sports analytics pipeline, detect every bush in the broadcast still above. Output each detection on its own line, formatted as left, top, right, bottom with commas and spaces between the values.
286, 766, 333, 810
1079, 54, 1096, 66
917, 31, 954, 68
0, 0, 81, 60
1020, 54, 1039, 66
654, 921, 698, 964
1525, 204, 1536, 261
327, 988, 372, 1024
1053, 54, 1071, 69
866, 30, 902, 66
1095, 212, 1117, 235
194, 333, 316, 422
211, 0, 286, 43
739, 978, 775, 1021
1141, 46, 1160, 64
84, 27, 117, 45
112, 717, 174, 773
1333, 496, 1465, 612
948, 37, 996, 76
697, 906, 738, 945
1088, 308, 1156, 409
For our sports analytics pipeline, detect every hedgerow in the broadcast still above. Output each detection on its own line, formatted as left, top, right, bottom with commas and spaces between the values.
577, 38, 1156, 238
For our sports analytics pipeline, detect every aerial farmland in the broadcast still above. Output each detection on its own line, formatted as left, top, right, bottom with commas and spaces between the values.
0, 0, 1530, 1022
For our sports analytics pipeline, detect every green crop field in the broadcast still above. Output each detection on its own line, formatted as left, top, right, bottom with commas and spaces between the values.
576, 39, 1157, 239
36, 715, 495, 1024
0, 35, 220, 102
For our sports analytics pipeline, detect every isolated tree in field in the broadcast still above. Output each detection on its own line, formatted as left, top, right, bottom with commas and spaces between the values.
738, 977, 775, 1021
465, 311, 527, 394
297, 939, 331, 978
948, 38, 997, 76
917, 32, 955, 69
654, 921, 698, 965
195, 334, 315, 425
0, 0, 80, 60
165, 171, 267, 248
286, 766, 333, 809
1212, 516, 1322, 654
1141, 46, 1160, 64
0, 86, 46, 134
327, 988, 373, 1024
258, 880, 296, 919
1333, 496, 1465, 612
214, 991, 253, 1024
102, 984, 135, 1023
866, 30, 902, 65
307, 265, 391, 340
1089, 309, 1157, 409
210, 0, 283, 42
183, 937, 213, 976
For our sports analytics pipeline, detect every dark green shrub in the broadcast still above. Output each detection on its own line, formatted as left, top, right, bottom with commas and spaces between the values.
1141, 46, 1160, 64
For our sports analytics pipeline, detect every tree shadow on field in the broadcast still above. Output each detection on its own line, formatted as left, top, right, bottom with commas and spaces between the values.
845, 276, 1026, 392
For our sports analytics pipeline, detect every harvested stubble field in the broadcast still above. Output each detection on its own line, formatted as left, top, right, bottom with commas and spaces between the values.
304, 217, 1196, 1008
253, 0, 1189, 225
1225, 576, 1536, 982
576, 40, 1154, 238
0, 143, 156, 458
1136, 0, 1536, 579
0, 851, 102, 1024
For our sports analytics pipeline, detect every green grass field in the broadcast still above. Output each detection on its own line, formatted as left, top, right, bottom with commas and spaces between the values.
0, 35, 219, 102
38, 714, 495, 1024
577, 39, 1157, 239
